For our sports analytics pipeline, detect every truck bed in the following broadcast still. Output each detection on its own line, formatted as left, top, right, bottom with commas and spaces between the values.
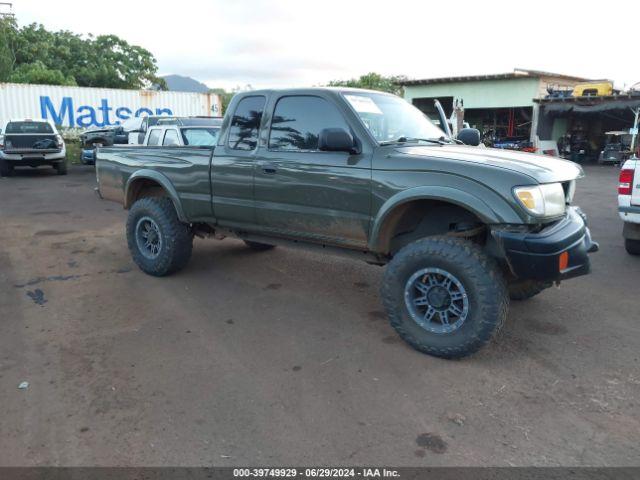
4, 134, 60, 153
96, 145, 214, 221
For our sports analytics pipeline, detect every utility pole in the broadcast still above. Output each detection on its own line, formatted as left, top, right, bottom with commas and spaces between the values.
0, 3, 13, 18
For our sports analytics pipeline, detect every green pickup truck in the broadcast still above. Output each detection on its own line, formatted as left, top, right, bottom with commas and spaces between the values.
96, 87, 598, 358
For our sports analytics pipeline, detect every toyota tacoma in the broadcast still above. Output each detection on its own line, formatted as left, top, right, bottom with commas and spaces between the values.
95, 88, 598, 358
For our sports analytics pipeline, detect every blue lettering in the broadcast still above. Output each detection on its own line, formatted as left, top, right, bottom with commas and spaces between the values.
40, 96, 75, 127
76, 106, 99, 128
115, 107, 132, 121
39, 96, 176, 128
99, 99, 113, 126
135, 108, 154, 117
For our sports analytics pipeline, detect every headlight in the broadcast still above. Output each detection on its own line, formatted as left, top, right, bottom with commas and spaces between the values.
514, 183, 566, 217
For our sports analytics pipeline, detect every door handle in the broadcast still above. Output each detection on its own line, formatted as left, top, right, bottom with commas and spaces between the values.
261, 162, 277, 174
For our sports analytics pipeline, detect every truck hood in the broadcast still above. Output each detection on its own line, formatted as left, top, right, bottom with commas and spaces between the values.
399, 144, 583, 184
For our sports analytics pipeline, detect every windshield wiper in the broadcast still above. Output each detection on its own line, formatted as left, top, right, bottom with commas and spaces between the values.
380, 136, 449, 146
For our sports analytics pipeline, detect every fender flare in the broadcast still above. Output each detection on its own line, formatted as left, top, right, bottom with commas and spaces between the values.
369, 185, 517, 252
124, 169, 188, 222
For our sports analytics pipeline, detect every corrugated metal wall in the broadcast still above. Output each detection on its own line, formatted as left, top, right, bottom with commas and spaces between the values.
0, 83, 222, 129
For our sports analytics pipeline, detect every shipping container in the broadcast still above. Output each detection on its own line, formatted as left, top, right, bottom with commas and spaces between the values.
0, 83, 221, 130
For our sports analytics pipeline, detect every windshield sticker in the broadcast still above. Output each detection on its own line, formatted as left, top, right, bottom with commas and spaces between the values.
344, 95, 383, 115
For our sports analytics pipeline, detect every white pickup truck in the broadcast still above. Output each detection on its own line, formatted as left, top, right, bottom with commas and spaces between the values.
140, 117, 222, 147
0, 119, 67, 176
619, 158, 640, 254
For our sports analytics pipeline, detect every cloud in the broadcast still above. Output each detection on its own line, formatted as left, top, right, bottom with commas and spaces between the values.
13, 0, 640, 90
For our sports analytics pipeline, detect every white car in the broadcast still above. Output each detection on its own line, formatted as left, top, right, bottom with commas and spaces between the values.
618, 158, 640, 254
0, 119, 67, 176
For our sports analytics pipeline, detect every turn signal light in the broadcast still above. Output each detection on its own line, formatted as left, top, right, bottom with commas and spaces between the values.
619, 169, 634, 195
559, 251, 569, 271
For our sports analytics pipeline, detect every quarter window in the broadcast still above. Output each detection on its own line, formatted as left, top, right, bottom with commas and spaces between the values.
147, 129, 162, 146
228, 96, 266, 151
163, 129, 180, 146
269, 96, 349, 151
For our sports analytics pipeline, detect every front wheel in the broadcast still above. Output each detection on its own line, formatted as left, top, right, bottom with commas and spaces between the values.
54, 162, 67, 175
625, 238, 640, 255
381, 236, 508, 359
126, 197, 193, 276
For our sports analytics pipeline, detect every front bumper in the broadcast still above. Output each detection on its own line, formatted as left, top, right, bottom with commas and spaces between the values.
492, 207, 599, 282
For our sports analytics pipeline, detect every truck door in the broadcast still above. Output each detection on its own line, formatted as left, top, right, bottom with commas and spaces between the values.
254, 94, 371, 248
211, 95, 267, 226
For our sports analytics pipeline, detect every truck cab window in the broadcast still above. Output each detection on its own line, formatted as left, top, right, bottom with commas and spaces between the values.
147, 129, 162, 146
163, 129, 180, 146
269, 96, 349, 151
228, 96, 266, 151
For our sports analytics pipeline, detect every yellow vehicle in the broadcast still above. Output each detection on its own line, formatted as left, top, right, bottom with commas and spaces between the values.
572, 82, 614, 97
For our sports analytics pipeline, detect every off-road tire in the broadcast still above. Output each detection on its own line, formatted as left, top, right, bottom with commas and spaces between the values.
55, 162, 67, 175
126, 197, 193, 276
0, 160, 13, 177
508, 279, 551, 301
381, 236, 508, 359
244, 240, 275, 251
625, 238, 640, 255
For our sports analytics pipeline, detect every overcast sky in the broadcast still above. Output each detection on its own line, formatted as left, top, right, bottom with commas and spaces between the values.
13, 0, 640, 91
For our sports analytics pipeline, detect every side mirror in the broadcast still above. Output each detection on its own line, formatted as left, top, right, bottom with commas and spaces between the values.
318, 128, 356, 153
457, 128, 481, 146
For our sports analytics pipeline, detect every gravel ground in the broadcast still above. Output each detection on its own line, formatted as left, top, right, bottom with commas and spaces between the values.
0, 163, 638, 466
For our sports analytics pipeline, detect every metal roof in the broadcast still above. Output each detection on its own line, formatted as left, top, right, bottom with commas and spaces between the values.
400, 69, 591, 86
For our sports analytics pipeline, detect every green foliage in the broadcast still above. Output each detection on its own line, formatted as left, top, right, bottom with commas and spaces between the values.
327, 72, 408, 96
10, 61, 76, 85
0, 16, 16, 81
0, 17, 165, 89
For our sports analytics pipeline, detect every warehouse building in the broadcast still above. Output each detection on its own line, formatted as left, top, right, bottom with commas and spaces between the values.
402, 68, 589, 148
534, 91, 640, 163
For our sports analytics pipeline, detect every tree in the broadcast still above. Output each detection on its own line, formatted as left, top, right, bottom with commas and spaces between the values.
1, 18, 165, 89
327, 72, 408, 96
9, 61, 76, 85
0, 16, 17, 81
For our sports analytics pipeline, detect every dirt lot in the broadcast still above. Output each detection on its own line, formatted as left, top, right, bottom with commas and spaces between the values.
0, 164, 638, 466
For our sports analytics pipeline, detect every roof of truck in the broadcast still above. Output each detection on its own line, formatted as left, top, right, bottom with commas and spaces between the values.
237, 87, 397, 96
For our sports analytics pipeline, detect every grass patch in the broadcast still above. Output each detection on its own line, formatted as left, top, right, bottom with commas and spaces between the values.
65, 140, 83, 165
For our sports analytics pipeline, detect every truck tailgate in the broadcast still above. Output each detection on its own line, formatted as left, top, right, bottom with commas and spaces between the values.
4, 134, 60, 153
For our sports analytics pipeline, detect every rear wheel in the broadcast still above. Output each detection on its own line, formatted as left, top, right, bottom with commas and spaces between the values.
508, 279, 552, 301
54, 162, 67, 175
244, 240, 275, 251
625, 238, 640, 255
0, 160, 14, 177
381, 236, 508, 359
126, 197, 193, 276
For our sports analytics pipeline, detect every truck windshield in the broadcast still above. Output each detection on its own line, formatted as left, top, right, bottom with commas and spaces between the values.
5, 121, 54, 134
181, 127, 220, 146
342, 92, 446, 144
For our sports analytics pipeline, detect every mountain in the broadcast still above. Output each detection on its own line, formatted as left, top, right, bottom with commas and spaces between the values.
162, 75, 210, 93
